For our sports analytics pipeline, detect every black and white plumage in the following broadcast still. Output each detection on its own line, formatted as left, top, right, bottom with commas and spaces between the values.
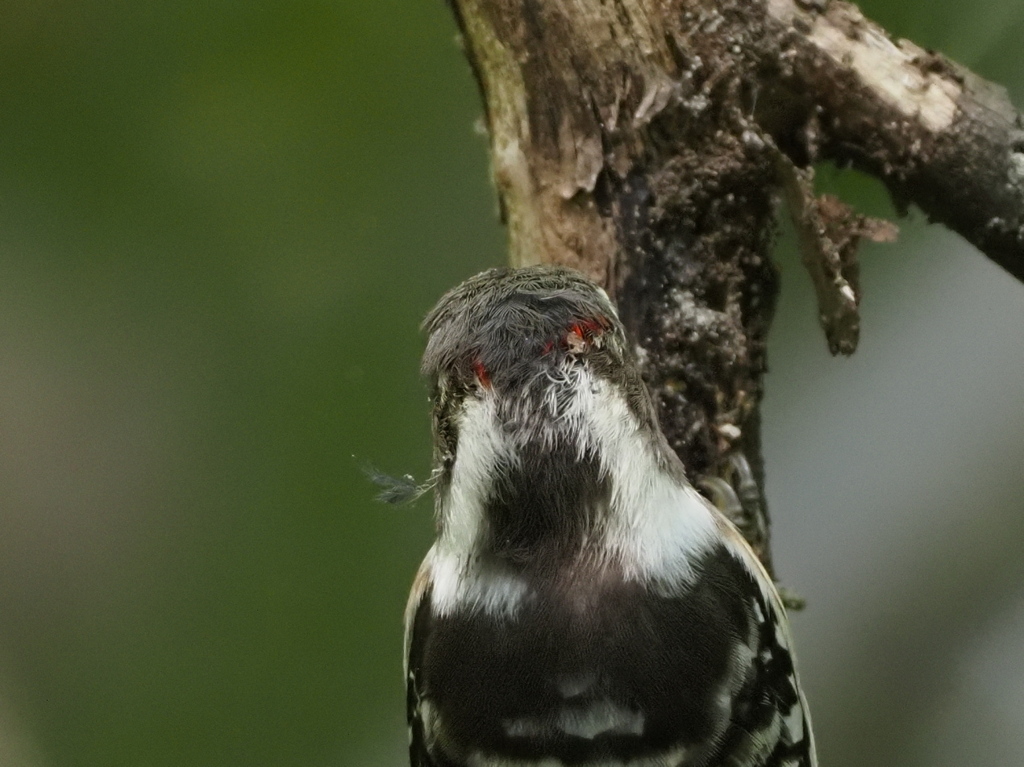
405, 266, 816, 767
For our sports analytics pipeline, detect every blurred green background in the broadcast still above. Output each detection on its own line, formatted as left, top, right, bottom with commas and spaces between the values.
0, 2, 1021, 766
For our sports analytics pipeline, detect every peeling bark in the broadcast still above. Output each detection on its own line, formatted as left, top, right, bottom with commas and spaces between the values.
446, 0, 1024, 571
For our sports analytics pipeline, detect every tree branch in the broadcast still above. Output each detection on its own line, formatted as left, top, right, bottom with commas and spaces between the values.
447, 0, 1023, 572
761, 0, 1024, 283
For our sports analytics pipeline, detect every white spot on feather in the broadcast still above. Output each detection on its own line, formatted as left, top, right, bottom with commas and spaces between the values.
427, 546, 529, 618
503, 699, 644, 741
556, 671, 597, 698
467, 743, 689, 767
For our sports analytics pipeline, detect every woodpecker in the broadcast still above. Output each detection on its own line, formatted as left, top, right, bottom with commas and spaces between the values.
405, 266, 816, 767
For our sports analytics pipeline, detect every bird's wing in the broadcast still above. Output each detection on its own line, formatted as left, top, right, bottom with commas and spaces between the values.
405, 554, 441, 767
711, 514, 818, 767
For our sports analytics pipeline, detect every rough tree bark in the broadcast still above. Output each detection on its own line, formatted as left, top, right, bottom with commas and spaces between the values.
446, 0, 1024, 573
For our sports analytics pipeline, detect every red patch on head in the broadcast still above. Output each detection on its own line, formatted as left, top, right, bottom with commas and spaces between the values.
472, 358, 491, 388
570, 317, 607, 338
564, 316, 610, 353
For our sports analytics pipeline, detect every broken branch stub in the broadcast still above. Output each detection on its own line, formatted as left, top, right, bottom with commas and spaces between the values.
780, 160, 899, 355
763, 0, 1024, 282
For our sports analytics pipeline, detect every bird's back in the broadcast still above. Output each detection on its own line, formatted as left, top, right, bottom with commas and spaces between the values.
406, 541, 813, 767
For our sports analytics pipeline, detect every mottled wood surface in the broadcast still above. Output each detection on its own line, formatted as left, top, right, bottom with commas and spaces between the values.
447, 0, 1024, 571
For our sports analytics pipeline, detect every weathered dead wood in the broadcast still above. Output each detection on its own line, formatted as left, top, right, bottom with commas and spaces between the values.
446, 0, 1024, 571
761, 0, 1024, 283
